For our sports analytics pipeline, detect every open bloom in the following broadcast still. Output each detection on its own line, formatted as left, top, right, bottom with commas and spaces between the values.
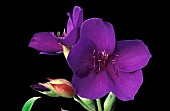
67, 18, 151, 101
31, 78, 76, 98
28, 6, 83, 55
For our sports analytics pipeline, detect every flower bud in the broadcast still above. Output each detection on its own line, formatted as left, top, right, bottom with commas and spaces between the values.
31, 78, 76, 98
48, 78, 76, 98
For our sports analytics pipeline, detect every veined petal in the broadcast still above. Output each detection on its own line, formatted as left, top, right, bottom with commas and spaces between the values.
67, 38, 96, 77
67, 12, 74, 34
106, 67, 143, 101
72, 71, 112, 100
29, 32, 63, 52
80, 18, 116, 54
73, 6, 83, 27
114, 40, 152, 72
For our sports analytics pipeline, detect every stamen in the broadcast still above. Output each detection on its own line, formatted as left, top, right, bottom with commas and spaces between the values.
62, 28, 66, 37
110, 54, 120, 76
93, 56, 96, 68
101, 50, 105, 55
90, 50, 111, 74
115, 69, 119, 76
113, 65, 119, 76
57, 31, 60, 37
92, 50, 96, 68
98, 60, 101, 72
112, 60, 115, 64
93, 50, 96, 55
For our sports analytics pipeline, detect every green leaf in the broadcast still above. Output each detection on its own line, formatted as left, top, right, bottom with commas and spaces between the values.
22, 97, 41, 111
104, 92, 116, 111
74, 95, 96, 110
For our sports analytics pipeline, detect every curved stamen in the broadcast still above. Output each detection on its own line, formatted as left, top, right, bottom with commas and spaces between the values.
111, 54, 119, 76
98, 60, 101, 72
93, 56, 96, 68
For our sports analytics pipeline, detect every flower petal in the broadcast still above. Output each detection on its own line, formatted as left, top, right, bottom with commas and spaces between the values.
106, 67, 143, 101
29, 32, 63, 52
67, 12, 74, 34
72, 6, 83, 27
72, 71, 112, 100
67, 37, 96, 77
81, 18, 116, 54
31, 84, 50, 91
114, 40, 152, 72
58, 28, 79, 47
39, 51, 63, 55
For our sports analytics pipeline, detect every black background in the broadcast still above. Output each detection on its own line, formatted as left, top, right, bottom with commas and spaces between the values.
12, 0, 164, 111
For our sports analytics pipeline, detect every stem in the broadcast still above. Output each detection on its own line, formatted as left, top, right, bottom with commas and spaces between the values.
74, 95, 95, 111
96, 99, 102, 111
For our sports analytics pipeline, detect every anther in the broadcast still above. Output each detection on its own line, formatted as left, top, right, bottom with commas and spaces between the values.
62, 29, 67, 37
57, 31, 60, 37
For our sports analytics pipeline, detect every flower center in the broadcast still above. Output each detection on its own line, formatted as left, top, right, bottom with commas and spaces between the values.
89, 50, 109, 73
88, 50, 119, 76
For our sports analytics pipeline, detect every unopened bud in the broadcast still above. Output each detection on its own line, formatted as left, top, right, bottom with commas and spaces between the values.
31, 78, 76, 98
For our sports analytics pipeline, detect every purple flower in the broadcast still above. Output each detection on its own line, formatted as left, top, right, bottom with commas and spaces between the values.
67, 18, 152, 101
29, 6, 83, 55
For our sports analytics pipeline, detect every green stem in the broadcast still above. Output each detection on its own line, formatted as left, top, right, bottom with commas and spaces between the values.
96, 99, 102, 111
74, 95, 95, 111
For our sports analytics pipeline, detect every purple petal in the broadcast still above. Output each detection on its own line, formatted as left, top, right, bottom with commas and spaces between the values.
31, 84, 49, 91
58, 28, 79, 47
72, 71, 112, 100
114, 40, 152, 72
39, 51, 63, 55
80, 18, 116, 54
106, 67, 143, 101
67, 12, 74, 34
67, 37, 96, 77
72, 6, 83, 28
29, 32, 63, 53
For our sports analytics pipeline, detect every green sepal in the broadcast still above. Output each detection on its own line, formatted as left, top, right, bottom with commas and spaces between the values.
104, 92, 116, 111
74, 95, 96, 111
